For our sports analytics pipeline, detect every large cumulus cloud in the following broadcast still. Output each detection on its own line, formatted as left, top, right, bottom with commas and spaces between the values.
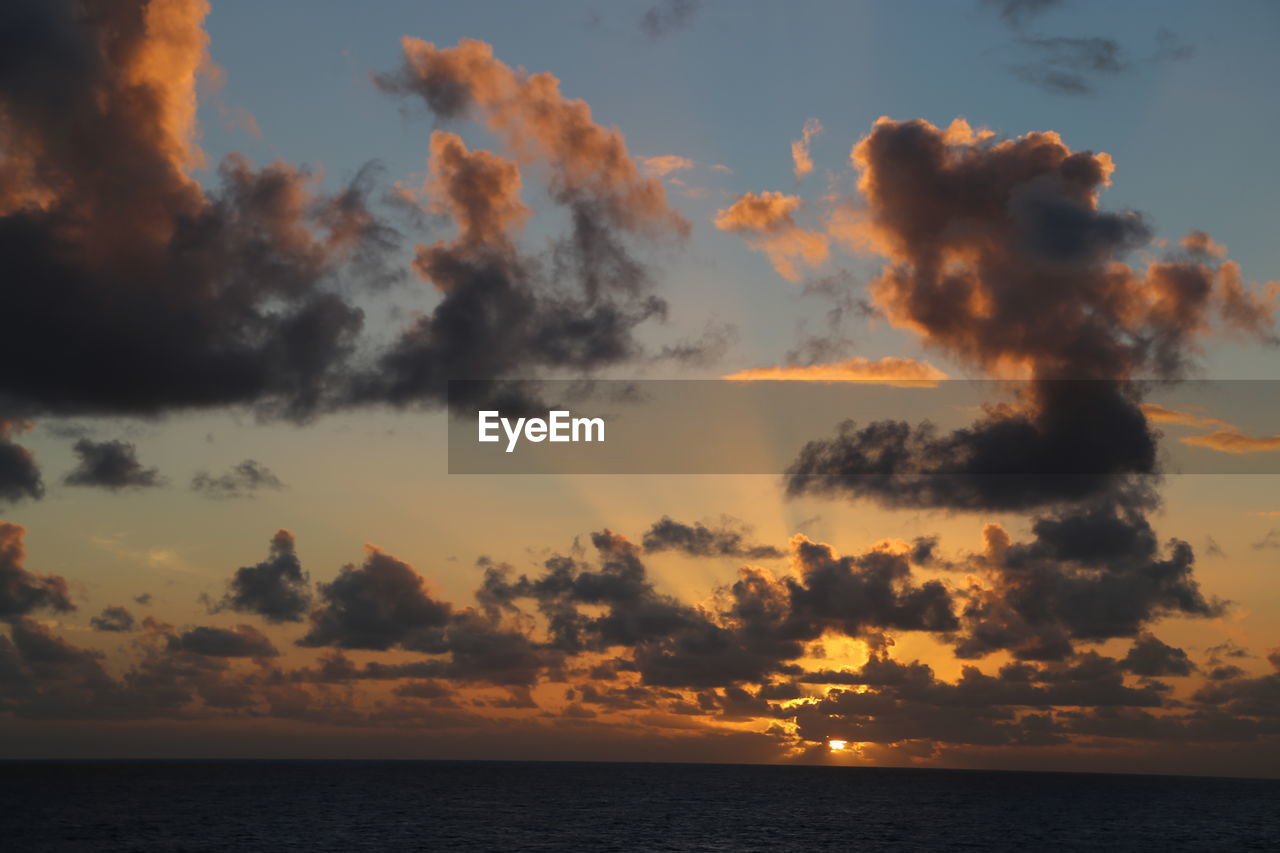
0, 0, 395, 421
786, 118, 1276, 512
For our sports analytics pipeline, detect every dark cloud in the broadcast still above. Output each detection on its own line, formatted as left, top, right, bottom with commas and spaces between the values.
0, 0, 399, 421
986, 3, 1195, 95
785, 270, 878, 367
953, 502, 1220, 661
90, 606, 136, 633
209, 530, 310, 623
985, 0, 1064, 29
299, 546, 452, 650
297, 545, 551, 686
1251, 529, 1279, 551
190, 460, 285, 499
63, 438, 162, 491
1121, 633, 1195, 677
133, 593, 152, 606
1150, 28, 1194, 63
641, 516, 784, 560
1208, 665, 1246, 682
0, 521, 73, 621
639, 0, 701, 39
166, 625, 278, 658
393, 679, 455, 701
1011, 36, 1127, 95
1192, 672, 1280, 721
786, 382, 1158, 512
0, 618, 115, 717
0, 421, 42, 504
480, 529, 956, 688
784, 536, 958, 640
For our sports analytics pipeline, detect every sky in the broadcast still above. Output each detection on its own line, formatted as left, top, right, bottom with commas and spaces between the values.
0, 0, 1278, 777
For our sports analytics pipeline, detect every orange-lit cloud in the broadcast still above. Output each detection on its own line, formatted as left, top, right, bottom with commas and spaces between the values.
381, 37, 688, 238
1181, 229, 1227, 258
714, 191, 828, 281
724, 356, 948, 386
411, 131, 530, 286
828, 118, 1277, 384
124, 0, 214, 171
1139, 403, 1235, 431
1217, 260, 1279, 341
1181, 431, 1280, 454
642, 155, 695, 177
782, 117, 1280, 512
0, 0, 396, 419
791, 118, 823, 180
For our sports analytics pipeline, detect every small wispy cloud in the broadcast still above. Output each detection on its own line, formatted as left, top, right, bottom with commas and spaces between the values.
791, 118, 823, 181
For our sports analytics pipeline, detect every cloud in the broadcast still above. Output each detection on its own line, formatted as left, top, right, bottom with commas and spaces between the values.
0, 521, 73, 621
1121, 633, 1195, 677
1141, 401, 1280, 458
209, 530, 311, 623
787, 118, 1274, 512
641, 516, 784, 559
0, 0, 399, 420
986, 2, 1193, 95
1139, 403, 1234, 431
1181, 230, 1227, 259
1180, 431, 1280, 455
90, 606, 137, 633
641, 155, 695, 178
714, 191, 829, 282
0, 519, 1273, 771
364, 40, 689, 408
952, 501, 1220, 661
299, 546, 452, 651
724, 356, 947, 386
1252, 529, 1280, 551
166, 624, 279, 658
639, 0, 701, 39
791, 118, 824, 180
376, 38, 687, 239
190, 460, 285, 499
986, 0, 1064, 29
63, 439, 163, 491
1, 17, 703, 421
480, 529, 955, 688
786, 382, 1160, 512
0, 420, 42, 504
1011, 36, 1128, 95
1217, 261, 1279, 342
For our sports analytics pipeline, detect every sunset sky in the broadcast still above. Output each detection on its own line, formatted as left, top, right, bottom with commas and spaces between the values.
1, 0, 1278, 777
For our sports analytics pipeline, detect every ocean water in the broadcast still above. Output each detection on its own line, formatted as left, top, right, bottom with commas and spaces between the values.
3, 760, 1277, 852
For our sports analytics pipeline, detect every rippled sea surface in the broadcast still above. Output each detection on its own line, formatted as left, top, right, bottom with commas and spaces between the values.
3, 761, 1277, 852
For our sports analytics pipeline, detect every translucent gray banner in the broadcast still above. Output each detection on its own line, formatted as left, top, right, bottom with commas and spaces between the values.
447, 379, 1280, 475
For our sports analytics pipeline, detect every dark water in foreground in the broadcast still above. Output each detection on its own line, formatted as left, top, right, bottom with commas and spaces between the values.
2, 761, 1277, 852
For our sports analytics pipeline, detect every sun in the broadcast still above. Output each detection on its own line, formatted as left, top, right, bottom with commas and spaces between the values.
828, 739, 848, 752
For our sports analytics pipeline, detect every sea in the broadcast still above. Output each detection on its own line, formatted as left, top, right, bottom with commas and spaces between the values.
2, 760, 1276, 851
